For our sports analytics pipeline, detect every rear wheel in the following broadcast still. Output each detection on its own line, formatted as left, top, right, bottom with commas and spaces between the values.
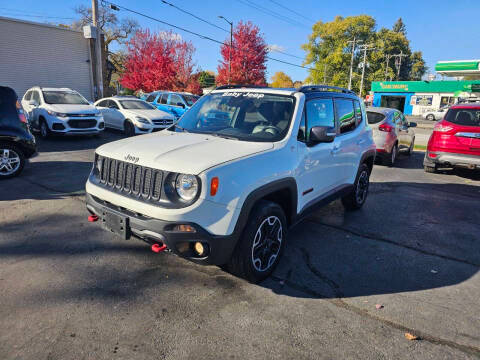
0, 143, 25, 179
342, 163, 370, 211
426, 114, 435, 121
385, 143, 397, 167
226, 200, 287, 283
406, 137, 414, 156
124, 120, 135, 137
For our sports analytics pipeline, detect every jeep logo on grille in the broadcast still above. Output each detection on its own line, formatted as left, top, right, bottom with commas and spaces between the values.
124, 154, 139, 163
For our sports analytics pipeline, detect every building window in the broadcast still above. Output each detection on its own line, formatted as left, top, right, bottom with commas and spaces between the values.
440, 96, 455, 107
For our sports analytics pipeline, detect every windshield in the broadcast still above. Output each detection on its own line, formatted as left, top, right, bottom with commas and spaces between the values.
43, 91, 89, 105
367, 111, 386, 124
183, 94, 200, 107
175, 92, 295, 142
445, 108, 480, 127
119, 100, 155, 110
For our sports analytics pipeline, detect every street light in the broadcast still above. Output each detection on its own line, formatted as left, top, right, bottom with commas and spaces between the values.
218, 15, 233, 85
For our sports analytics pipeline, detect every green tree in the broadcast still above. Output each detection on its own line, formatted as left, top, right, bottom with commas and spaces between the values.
271, 71, 294, 88
392, 18, 407, 35
197, 71, 216, 88
303, 15, 427, 96
293, 80, 303, 88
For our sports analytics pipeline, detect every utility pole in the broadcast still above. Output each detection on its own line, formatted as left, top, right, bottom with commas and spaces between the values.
393, 51, 408, 80
92, 0, 103, 99
219, 16, 233, 85
358, 44, 375, 98
347, 37, 362, 90
384, 54, 391, 81
323, 63, 327, 84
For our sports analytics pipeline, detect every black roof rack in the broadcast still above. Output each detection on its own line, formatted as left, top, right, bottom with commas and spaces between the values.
299, 85, 356, 95
214, 84, 270, 90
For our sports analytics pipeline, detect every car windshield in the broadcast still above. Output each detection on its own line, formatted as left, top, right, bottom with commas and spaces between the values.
183, 95, 199, 107
367, 111, 386, 124
119, 100, 155, 110
175, 92, 295, 142
445, 108, 480, 127
43, 91, 89, 105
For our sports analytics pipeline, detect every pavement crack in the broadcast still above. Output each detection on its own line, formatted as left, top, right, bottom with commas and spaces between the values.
307, 220, 479, 268
17, 177, 85, 201
278, 248, 480, 357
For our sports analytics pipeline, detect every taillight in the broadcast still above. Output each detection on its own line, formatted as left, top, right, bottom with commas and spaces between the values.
433, 123, 454, 133
16, 100, 27, 124
379, 123, 393, 132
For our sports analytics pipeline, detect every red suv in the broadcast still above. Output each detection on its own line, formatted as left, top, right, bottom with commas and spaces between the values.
424, 103, 480, 173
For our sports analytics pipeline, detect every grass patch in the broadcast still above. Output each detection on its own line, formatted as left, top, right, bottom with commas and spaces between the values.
414, 144, 427, 151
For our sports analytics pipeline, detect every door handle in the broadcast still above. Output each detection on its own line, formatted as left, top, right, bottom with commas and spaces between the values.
331, 144, 341, 155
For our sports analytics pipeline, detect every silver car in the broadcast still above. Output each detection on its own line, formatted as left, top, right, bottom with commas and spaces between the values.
367, 107, 416, 166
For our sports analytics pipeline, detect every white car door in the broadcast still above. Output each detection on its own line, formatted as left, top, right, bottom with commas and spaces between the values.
96, 100, 112, 127
108, 100, 125, 129
296, 97, 342, 212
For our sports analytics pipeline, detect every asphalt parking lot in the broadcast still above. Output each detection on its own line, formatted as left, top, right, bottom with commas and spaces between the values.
1, 131, 479, 359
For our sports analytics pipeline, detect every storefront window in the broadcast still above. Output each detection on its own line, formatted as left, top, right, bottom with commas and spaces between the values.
440, 96, 455, 107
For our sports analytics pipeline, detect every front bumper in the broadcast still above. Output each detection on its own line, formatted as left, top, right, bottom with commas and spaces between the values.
85, 192, 238, 265
424, 151, 480, 169
48, 115, 104, 135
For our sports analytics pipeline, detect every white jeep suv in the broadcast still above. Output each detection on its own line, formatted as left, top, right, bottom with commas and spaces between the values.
85, 85, 376, 282
94, 96, 174, 136
22, 87, 104, 138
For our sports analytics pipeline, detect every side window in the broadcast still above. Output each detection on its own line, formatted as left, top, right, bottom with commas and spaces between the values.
354, 100, 363, 126
24, 91, 32, 101
169, 94, 183, 106
32, 91, 41, 104
393, 111, 402, 125
109, 100, 119, 109
146, 94, 156, 103
160, 93, 168, 104
305, 98, 335, 142
297, 110, 306, 141
335, 98, 356, 134
97, 100, 108, 107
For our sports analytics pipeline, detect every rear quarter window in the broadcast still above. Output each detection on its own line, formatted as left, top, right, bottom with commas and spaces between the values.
367, 111, 386, 124
445, 108, 480, 127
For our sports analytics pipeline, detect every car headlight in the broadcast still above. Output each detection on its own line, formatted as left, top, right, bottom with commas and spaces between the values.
136, 116, 150, 124
175, 174, 199, 201
47, 110, 68, 118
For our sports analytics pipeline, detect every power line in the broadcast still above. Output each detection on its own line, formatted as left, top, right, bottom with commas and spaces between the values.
160, 0, 229, 33
267, 0, 315, 23
235, 0, 309, 29
102, 1, 319, 73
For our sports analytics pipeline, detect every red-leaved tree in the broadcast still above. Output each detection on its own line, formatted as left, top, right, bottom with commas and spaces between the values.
217, 21, 267, 86
120, 30, 201, 94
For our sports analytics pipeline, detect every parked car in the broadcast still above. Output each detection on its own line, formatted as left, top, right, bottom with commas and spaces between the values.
21, 87, 104, 138
94, 96, 175, 136
0, 86, 37, 178
424, 104, 480, 173
144, 91, 199, 119
85, 85, 376, 283
422, 106, 449, 121
366, 107, 416, 166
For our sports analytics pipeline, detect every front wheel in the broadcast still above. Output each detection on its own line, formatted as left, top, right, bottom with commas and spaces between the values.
124, 120, 136, 137
426, 114, 435, 121
406, 138, 414, 156
342, 163, 370, 211
0, 143, 26, 179
39, 119, 51, 139
385, 143, 397, 167
226, 200, 287, 283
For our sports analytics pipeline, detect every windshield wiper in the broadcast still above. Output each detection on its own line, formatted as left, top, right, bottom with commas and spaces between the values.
208, 133, 239, 140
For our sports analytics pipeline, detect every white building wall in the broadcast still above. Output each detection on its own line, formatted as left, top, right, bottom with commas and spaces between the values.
0, 17, 94, 100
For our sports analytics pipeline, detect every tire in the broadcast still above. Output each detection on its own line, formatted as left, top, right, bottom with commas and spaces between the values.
124, 120, 136, 137
226, 200, 287, 283
406, 137, 414, 156
39, 118, 51, 139
0, 143, 26, 179
341, 163, 370, 211
424, 165, 437, 173
426, 114, 435, 121
384, 143, 397, 167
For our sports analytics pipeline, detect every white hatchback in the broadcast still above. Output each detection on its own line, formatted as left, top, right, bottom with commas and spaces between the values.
94, 97, 175, 136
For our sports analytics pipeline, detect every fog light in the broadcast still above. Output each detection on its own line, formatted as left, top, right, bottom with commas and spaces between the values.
172, 224, 196, 232
194, 242, 205, 256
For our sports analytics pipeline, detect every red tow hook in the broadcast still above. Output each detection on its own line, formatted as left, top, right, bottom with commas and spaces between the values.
151, 243, 167, 253
88, 214, 99, 222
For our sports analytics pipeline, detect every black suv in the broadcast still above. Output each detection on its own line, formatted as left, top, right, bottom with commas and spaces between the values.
0, 86, 37, 178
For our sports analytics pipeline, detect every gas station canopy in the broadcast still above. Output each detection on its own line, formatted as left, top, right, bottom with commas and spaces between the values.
435, 60, 480, 79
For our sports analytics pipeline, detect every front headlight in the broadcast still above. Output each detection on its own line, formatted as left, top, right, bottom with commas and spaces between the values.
47, 110, 68, 118
175, 174, 199, 201
136, 116, 150, 124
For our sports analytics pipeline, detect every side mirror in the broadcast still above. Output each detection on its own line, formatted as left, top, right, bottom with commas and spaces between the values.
309, 126, 335, 145
408, 122, 417, 128
177, 102, 186, 108
28, 100, 37, 107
